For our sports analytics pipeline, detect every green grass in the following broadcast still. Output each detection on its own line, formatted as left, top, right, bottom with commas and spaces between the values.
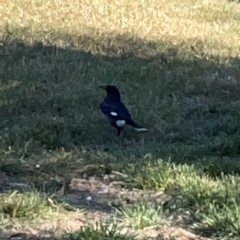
115, 204, 170, 230
124, 159, 240, 237
0, 0, 240, 239
65, 224, 136, 240
0, 190, 63, 227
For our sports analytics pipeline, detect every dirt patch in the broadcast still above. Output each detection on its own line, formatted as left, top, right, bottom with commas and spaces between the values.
64, 176, 171, 210
162, 227, 208, 240
0, 170, 208, 240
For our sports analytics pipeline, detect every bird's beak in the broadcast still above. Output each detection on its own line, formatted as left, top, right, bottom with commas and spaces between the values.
99, 85, 107, 90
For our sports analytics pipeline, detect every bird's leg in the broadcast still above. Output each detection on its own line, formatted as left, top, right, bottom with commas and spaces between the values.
117, 127, 123, 136
111, 122, 123, 137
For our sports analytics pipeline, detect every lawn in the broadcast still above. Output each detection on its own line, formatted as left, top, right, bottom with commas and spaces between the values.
0, 0, 240, 239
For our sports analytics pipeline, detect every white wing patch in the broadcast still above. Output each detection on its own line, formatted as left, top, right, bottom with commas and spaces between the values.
135, 128, 148, 132
116, 120, 125, 127
110, 112, 118, 116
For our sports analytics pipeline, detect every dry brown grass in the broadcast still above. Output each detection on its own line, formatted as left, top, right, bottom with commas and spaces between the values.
1, 0, 240, 54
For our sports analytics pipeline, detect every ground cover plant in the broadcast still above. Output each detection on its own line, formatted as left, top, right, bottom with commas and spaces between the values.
0, 0, 240, 239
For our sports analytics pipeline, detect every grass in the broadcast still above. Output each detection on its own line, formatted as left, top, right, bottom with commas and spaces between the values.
0, 191, 52, 219
65, 223, 136, 240
0, 0, 240, 239
115, 204, 170, 230
0, 190, 65, 230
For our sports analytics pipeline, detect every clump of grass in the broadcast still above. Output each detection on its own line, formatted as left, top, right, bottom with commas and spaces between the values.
193, 177, 240, 237
115, 204, 170, 231
0, 190, 60, 221
64, 223, 135, 240
198, 197, 240, 237
175, 173, 240, 237
128, 157, 201, 191
130, 159, 240, 237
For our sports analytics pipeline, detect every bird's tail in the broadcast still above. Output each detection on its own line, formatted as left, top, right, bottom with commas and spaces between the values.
127, 119, 148, 132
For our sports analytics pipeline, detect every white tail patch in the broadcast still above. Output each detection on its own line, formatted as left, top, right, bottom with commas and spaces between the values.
135, 128, 148, 132
110, 112, 118, 116
116, 120, 125, 127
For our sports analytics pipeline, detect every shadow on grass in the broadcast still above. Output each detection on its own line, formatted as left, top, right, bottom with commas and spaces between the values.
1, 30, 240, 161
1, 29, 240, 231
0, 28, 240, 239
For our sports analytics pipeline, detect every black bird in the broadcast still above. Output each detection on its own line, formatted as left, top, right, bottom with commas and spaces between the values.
99, 85, 147, 136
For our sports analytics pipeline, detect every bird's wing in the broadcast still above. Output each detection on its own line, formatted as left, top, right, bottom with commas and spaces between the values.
100, 101, 132, 121
100, 101, 147, 130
